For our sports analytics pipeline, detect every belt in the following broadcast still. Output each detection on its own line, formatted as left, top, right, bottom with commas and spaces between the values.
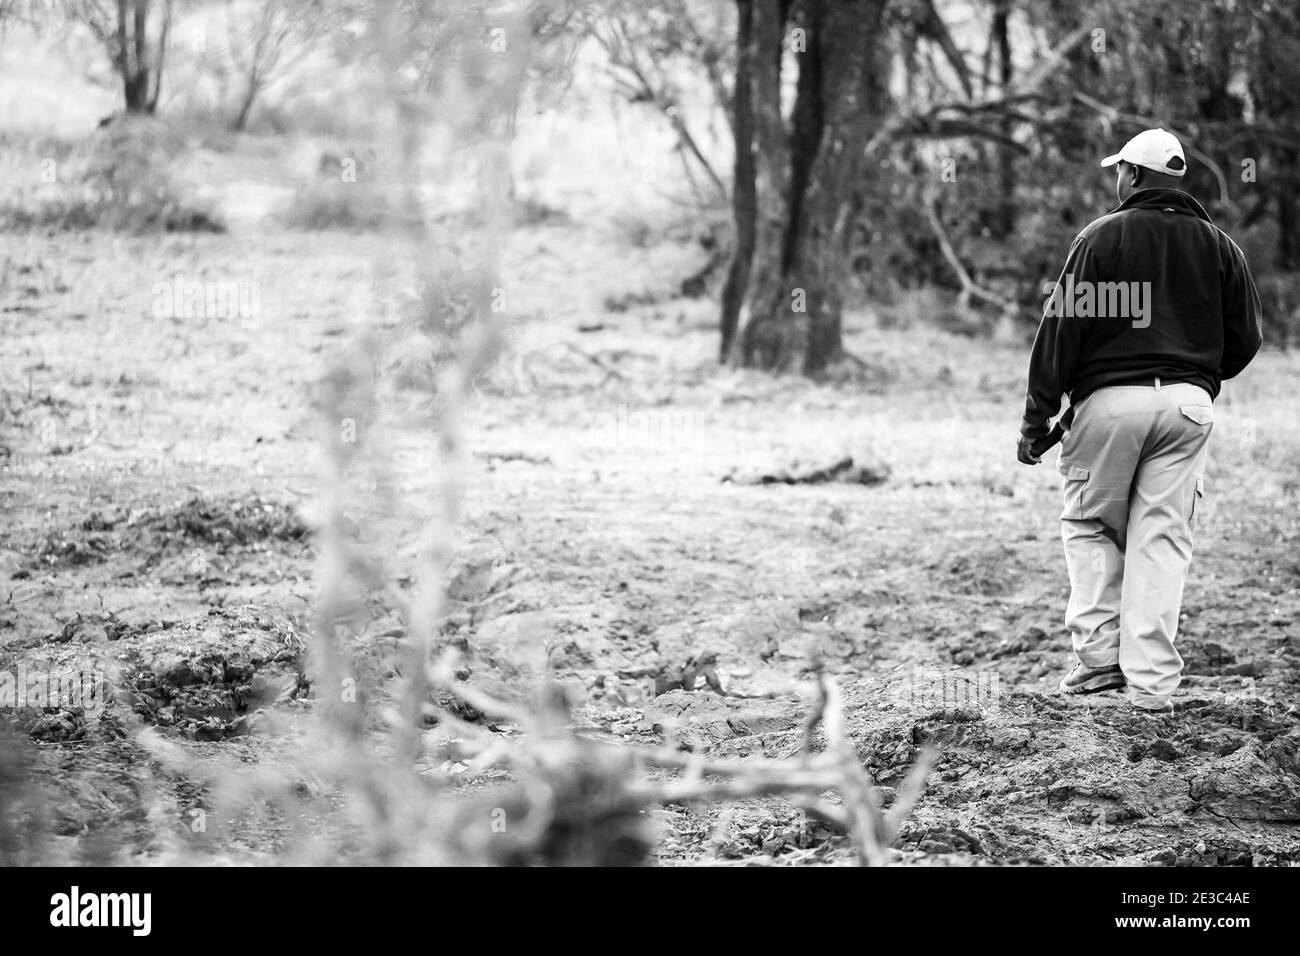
1111, 375, 1189, 390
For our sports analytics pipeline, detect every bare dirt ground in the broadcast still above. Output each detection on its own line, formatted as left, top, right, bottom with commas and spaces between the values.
3, 222, 1299, 865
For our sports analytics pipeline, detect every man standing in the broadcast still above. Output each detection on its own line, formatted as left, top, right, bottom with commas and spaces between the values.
1017, 129, 1263, 712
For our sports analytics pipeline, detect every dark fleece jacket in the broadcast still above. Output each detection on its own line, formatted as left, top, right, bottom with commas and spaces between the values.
1020, 187, 1263, 441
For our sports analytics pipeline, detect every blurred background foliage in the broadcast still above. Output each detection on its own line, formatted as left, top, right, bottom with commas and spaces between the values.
0, 0, 1295, 347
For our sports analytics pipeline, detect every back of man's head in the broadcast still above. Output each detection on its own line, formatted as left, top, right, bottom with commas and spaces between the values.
1101, 129, 1189, 200
1131, 164, 1186, 190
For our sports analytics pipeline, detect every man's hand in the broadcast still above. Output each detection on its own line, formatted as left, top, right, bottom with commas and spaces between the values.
1017, 435, 1042, 465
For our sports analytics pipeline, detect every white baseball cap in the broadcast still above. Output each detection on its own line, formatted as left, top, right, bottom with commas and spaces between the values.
1099, 128, 1186, 177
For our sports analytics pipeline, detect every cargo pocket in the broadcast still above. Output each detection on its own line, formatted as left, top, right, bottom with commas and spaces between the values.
1180, 404, 1213, 426
1059, 463, 1090, 520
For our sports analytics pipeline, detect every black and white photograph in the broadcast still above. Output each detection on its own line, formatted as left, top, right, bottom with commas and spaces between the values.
0, 0, 1294, 912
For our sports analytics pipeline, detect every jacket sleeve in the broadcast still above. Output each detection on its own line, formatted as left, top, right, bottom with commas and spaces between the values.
1219, 236, 1263, 380
1020, 235, 1098, 441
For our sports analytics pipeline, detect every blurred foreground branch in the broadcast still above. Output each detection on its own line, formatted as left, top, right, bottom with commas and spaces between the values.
425, 657, 936, 866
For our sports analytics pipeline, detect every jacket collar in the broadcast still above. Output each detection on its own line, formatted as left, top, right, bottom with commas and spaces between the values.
1112, 187, 1214, 224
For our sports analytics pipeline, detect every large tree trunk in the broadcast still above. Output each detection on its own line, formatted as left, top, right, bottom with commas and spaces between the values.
726, 0, 888, 374
729, 0, 791, 368
115, 0, 170, 114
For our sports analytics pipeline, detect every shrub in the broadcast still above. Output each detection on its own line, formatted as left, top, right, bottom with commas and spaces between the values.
275, 178, 390, 231
0, 118, 223, 233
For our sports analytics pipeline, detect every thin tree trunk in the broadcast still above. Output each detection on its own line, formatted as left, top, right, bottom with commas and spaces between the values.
146, 0, 171, 112
719, 0, 756, 360
993, 0, 1014, 237
132, 0, 149, 109
234, 70, 262, 131
1278, 149, 1299, 270
116, 0, 141, 112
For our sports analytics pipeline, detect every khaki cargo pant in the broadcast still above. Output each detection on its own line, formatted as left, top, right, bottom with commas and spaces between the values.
1058, 380, 1213, 707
